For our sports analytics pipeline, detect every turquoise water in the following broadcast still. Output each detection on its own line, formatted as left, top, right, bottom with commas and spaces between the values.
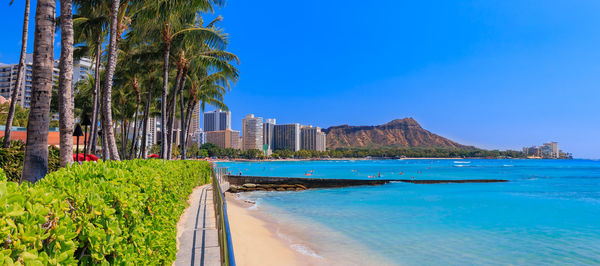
219, 159, 600, 265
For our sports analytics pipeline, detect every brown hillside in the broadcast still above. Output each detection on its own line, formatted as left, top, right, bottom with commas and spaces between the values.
323, 118, 469, 149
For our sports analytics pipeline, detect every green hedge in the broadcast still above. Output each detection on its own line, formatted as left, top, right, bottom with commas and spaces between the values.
0, 159, 211, 265
0, 139, 61, 182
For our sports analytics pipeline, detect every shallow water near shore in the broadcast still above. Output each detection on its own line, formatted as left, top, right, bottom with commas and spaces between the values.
219, 159, 600, 265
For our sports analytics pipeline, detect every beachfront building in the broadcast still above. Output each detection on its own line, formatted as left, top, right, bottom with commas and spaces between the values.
300, 125, 326, 151
206, 129, 240, 150
263, 118, 276, 155
203, 110, 231, 132
522, 141, 566, 159
542, 142, 559, 159
242, 114, 263, 151
273, 123, 301, 151
0, 54, 93, 108
522, 146, 541, 157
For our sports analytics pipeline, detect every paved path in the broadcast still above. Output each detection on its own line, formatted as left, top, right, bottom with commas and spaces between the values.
175, 185, 221, 266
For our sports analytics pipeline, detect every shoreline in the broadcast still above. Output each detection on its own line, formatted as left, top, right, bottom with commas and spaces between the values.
225, 192, 397, 266
225, 193, 326, 266
210, 157, 467, 163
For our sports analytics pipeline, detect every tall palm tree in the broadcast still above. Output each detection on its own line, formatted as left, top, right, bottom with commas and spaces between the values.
73, 0, 109, 155
58, 0, 75, 167
101, 0, 122, 161
21, 0, 56, 183
128, 76, 141, 159
137, 0, 226, 159
3, 0, 31, 148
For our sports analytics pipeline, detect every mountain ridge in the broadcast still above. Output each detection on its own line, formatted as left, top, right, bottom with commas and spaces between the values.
323, 118, 472, 149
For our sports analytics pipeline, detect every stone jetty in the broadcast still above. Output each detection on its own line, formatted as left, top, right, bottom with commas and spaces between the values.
226, 175, 507, 192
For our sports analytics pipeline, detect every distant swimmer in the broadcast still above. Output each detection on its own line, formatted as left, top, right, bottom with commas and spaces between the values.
411, 176, 415, 180
378, 172, 381, 178
399, 172, 403, 175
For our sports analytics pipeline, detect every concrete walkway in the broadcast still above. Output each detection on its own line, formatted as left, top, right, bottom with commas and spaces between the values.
175, 185, 221, 266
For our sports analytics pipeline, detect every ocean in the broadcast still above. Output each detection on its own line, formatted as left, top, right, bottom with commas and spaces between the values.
218, 159, 600, 265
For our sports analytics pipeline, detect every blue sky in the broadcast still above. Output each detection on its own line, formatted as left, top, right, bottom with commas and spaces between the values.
1, 1, 600, 158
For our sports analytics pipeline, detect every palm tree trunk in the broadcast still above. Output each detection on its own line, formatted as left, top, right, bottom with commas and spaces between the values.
140, 81, 152, 159
129, 93, 140, 159
101, 0, 121, 161
179, 72, 188, 159
21, 0, 56, 183
166, 67, 183, 160
3, 0, 30, 148
121, 119, 128, 159
58, 0, 74, 167
160, 41, 170, 159
183, 99, 196, 159
87, 39, 102, 155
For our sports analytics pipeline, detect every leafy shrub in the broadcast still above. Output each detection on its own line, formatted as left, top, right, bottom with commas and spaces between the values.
0, 138, 61, 182
0, 159, 211, 265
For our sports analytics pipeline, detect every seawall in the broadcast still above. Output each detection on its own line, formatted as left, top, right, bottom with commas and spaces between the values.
226, 175, 507, 192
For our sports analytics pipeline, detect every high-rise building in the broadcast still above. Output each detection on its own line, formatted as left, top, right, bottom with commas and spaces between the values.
145, 116, 161, 153
263, 118, 276, 155
206, 129, 240, 150
273, 123, 301, 151
0, 54, 93, 108
190, 102, 201, 135
300, 126, 327, 151
523, 141, 563, 159
542, 142, 559, 158
203, 110, 231, 132
190, 129, 206, 146
242, 114, 263, 150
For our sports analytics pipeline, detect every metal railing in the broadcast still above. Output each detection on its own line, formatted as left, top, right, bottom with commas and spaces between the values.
212, 165, 236, 266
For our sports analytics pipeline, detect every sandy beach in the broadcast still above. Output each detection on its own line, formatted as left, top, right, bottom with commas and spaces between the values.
226, 194, 324, 266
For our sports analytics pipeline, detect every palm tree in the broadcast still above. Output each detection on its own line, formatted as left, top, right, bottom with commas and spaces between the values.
73, 0, 109, 155
21, 0, 56, 183
137, 0, 226, 159
101, 0, 122, 161
58, 0, 75, 167
3, 0, 31, 148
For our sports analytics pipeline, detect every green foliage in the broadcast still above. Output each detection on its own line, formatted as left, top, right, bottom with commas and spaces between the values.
241, 149, 262, 159
198, 149, 209, 158
0, 102, 29, 127
0, 168, 5, 182
49, 120, 60, 128
186, 143, 209, 158
199, 143, 222, 157
0, 160, 211, 265
0, 139, 61, 182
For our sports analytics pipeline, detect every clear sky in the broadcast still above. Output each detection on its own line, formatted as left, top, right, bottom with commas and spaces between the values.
1, 1, 600, 158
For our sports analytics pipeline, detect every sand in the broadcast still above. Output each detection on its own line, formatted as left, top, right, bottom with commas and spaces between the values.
226, 194, 323, 266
